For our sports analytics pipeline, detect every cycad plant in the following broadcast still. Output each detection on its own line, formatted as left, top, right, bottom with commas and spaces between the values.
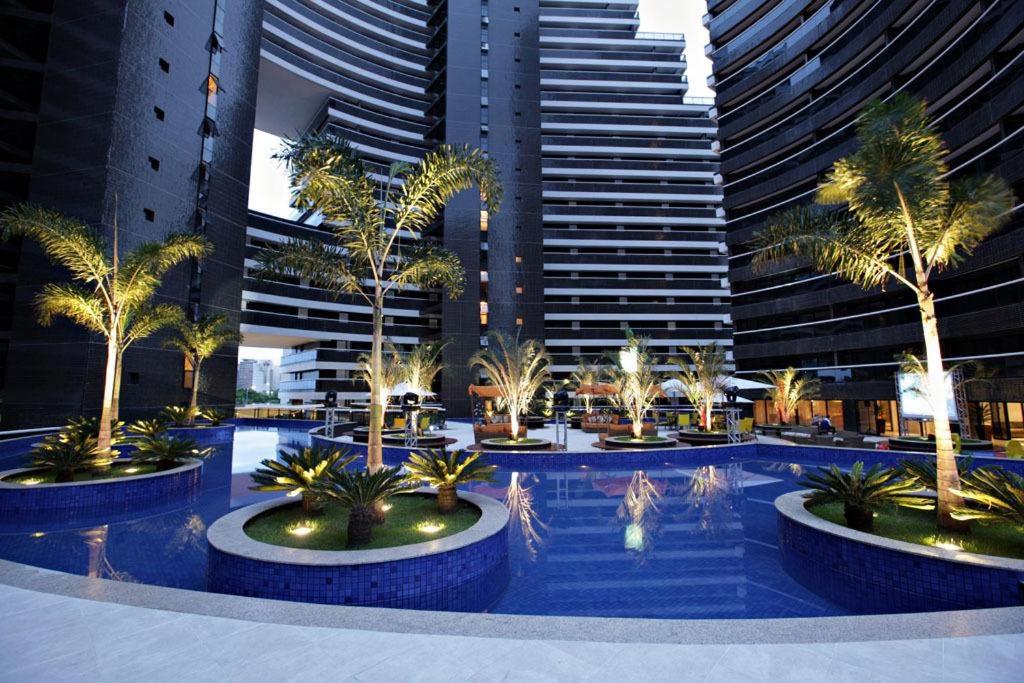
258, 134, 500, 472
250, 446, 357, 516
316, 466, 415, 547
28, 428, 102, 482
470, 331, 551, 442
753, 94, 1013, 530
899, 456, 972, 492
127, 435, 213, 471
570, 359, 602, 414
126, 418, 168, 439
0, 204, 210, 456
670, 343, 730, 431
165, 314, 240, 424
951, 467, 1024, 526
606, 331, 662, 439
404, 449, 496, 513
759, 367, 820, 425
161, 405, 194, 427
199, 407, 230, 426
800, 462, 933, 532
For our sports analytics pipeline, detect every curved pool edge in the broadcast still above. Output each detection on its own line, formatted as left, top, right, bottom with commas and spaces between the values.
1, 556, 1022, 645
776, 491, 1024, 613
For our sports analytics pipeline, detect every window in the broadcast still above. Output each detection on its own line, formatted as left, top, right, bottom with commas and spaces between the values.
158, 58, 170, 73
163, 11, 175, 26
515, 286, 523, 294
153, 106, 165, 121
183, 356, 195, 389
515, 255, 523, 264
148, 157, 160, 171
516, 318, 523, 326
143, 208, 155, 222
127, 372, 140, 386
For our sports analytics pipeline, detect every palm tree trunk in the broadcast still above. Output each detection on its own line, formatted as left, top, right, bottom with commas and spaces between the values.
96, 334, 118, 462
347, 506, 375, 547
367, 286, 384, 472
188, 359, 201, 426
437, 485, 458, 514
917, 289, 968, 531
509, 410, 520, 443
111, 350, 123, 422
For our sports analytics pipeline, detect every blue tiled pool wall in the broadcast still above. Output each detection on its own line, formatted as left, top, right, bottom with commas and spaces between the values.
0, 463, 202, 527
207, 526, 510, 611
778, 511, 1024, 613
233, 417, 322, 430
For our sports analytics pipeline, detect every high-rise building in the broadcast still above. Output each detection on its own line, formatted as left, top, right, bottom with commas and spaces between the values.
244, 0, 726, 414
1, 0, 262, 427
707, 0, 1024, 438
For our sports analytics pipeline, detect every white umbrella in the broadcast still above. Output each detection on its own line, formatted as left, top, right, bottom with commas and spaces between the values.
390, 382, 436, 397
660, 379, 752, 403
726, 377, 772, 391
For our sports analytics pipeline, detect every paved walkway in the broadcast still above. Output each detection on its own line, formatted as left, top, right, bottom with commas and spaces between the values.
2, 582, 1021, 682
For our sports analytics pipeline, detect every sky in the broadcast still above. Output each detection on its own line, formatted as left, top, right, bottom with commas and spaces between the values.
242, 1, 712, 361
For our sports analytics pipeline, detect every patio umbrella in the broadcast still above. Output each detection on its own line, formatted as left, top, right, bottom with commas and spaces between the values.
725, 377, 772, 391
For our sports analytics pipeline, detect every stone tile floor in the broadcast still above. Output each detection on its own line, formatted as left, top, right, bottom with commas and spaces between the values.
2, 583, 1020, 682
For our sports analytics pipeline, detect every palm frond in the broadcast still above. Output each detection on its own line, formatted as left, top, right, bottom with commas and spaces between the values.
390, 242, 466, 298
35, 283, 106, 333
470, 331, 551, 424
404, 449, 496, 488
255, 237, 365, 299
120, 304, 182, 348
0, 204, 110, 285
951, 467, 1024, 526
922, 174, 1013, 273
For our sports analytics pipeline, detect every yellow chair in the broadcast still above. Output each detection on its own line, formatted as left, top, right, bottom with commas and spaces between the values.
1006, 440, 1024, 459
739, 417, 754, 434
392, 417, 406, 429
677, 414, 691, 429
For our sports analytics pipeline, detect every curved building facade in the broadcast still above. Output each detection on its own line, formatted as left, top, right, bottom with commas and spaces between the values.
708, 0, 1024, 437
246, 0, 728, 410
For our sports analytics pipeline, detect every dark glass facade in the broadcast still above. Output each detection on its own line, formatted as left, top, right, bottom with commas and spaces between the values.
1, 0, 262, 427
708, 0, 1024, 437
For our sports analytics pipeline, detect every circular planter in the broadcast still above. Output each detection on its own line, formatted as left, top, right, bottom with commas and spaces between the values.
381, 434, 449, 449
479, 437, 552, 451
776, 491, 1024, 613
351, 427, 404, 443
522, 415, 547, 429
603, 435, 678, 450
675, 431, 731, 445
207, 490, 509, 611
0, 459, 203, 526
170, 423, 236, 445
887, 436, 993, 452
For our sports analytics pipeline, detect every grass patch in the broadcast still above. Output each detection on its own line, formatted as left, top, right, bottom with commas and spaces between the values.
4, 463, 159, 484
244, 493, 481, 550
808, 502, 1024, 560
608, 435, 672, 442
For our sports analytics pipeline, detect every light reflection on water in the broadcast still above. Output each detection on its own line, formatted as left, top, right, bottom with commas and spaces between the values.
0, 428, 849, 619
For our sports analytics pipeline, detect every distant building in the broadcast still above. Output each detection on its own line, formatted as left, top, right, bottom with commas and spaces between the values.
236, 360, 256, 391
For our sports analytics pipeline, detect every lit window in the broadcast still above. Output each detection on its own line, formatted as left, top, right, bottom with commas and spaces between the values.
515, 286, 523, 294
515, 255, 523, 264
516, 318, 523, 326
480, 210, 488, 231
183, 356, 195, 389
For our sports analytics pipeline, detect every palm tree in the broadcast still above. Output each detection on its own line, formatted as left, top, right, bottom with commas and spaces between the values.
316, 466, 415, 547
250, 446, 357, 516
1, 204, 210, 456
753, 94, 1013, 529
570, 358, 602, 414
606, 332, 662, 439
258, 134, 501, 472
759, 367, 820, 425
165, 314, 240, 424
402, 340, 448, 399
470, 331, 551, 443
404, 449, 496, 513
112, 304, 182, 420
356, 341, 403, 408
670, 343, 730, 431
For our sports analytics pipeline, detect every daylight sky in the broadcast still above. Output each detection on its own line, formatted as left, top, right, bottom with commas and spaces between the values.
242, 0, 711, 359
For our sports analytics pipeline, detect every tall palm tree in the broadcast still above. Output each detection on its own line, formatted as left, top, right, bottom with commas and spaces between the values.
165, 314, 240, 424
606, 332, 662, 439
670, 343, 730, 431
258, 134, 501, 472
356, 341, 403, 407
111, 304, 183, 420
1, 204, 210, 456
753, 94, 1013, 529
759, 367, 820, 425
470, 331, 551, 442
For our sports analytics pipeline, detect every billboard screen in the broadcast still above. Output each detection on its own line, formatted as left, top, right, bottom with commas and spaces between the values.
896, 372, 958, 421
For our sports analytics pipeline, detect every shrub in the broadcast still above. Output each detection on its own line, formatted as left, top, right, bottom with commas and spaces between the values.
130, 434, 213, 470
952, 467, 1024, 526
126, 419, 168, 439
28, 428, 102, 482
65, 416, 125, 446
161, 405, 195, 427
250, 446, 356, 516
800, 462, 933, 532
315, 467, 415, 547
404, 449, 496, 513
899, 456, 973, 492
199, 407, 230, 426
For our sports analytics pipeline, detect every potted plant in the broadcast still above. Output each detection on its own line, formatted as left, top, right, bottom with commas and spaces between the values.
315, 466, 414, 547
799, 462, 932, 531
470, 331, 551, 443
404, 449, 496, 513
250, 446, 356, 516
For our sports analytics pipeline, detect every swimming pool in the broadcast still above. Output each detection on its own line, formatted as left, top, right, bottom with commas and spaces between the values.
0, 425, 947, 620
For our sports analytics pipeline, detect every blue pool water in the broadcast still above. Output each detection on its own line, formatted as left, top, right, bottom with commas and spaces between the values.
0, 426, 853, 619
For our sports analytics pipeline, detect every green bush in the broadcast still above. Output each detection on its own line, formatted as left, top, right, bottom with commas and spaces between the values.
800, 462, 932, 532
952, 467, 1024, 526
404, 449, 495, 513
314, 467, 415, 547
28, 428, 102, 482
130, 434, 213, 470
250, 446, 356, 516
